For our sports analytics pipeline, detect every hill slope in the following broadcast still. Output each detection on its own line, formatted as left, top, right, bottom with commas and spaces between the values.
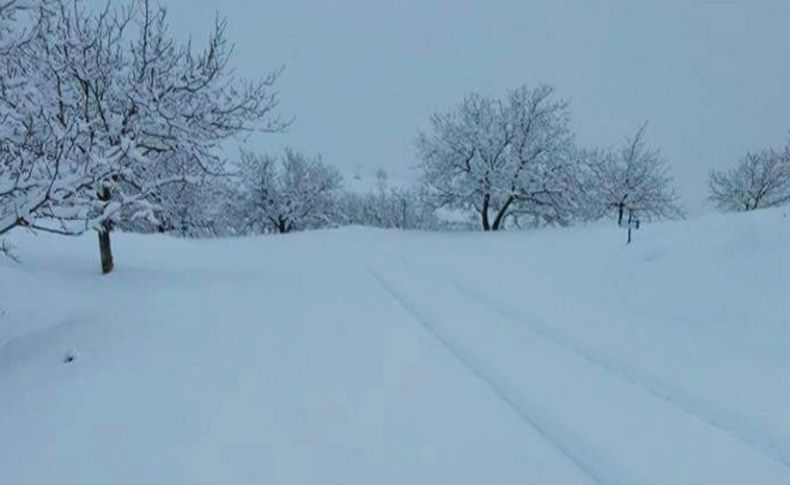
1, 209, 789, 484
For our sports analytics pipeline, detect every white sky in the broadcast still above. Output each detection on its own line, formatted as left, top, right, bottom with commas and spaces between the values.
141, 0, 790, 212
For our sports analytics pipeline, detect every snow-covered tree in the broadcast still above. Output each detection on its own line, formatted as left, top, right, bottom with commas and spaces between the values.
584, 124, 683, 225
0, 0, 285, 272
417, 84, 577, 231
237, 149, 342, 234
1, 0, 68, 259
708, 148, 790, 212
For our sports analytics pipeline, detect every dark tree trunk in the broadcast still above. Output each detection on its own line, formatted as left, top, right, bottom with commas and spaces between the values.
481, 194, 491, 231
617, 202, 625, 226
491, 196, 514, 231
98, 220, 114, 274
276, 217, 289, 234
97, 187, 114, 274
626, 209, 633, 244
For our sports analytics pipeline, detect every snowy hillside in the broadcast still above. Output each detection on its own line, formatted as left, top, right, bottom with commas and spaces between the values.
1, 209, 789, 484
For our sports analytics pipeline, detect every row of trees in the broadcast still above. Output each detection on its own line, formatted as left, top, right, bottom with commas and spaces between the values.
112, 149, 441, 238
416, 84, 790, 230
2, 1, 789, 272
125, 85, 789, 240
122, 116, 787, 242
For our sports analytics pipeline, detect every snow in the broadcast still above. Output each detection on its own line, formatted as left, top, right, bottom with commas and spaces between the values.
1, 208, 789, 484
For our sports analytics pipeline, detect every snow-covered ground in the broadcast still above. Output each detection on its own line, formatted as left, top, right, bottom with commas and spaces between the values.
1, 208, 789, 484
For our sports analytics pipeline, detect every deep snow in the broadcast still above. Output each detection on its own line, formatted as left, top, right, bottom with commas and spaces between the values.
1, 208, 789, 484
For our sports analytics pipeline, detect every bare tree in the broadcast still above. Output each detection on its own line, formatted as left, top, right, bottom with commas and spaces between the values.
708, 148, 790, 212
417, 84, 576, 231
585, 124, 683, 225
0, 0, 285, 272
237, 149, 342, 234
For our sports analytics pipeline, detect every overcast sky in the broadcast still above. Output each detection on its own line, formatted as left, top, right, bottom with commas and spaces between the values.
149, 0, 789, 212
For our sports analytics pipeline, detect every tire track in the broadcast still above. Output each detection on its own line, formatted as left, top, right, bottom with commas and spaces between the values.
412, 265, 790, 472
368, 267, 610, 485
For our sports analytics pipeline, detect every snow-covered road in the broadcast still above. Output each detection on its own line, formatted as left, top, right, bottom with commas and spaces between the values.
1, 209, 789, 484
370, 263, 790, 484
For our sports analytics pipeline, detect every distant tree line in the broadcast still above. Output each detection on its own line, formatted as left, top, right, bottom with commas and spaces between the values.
2, 1, 789, 271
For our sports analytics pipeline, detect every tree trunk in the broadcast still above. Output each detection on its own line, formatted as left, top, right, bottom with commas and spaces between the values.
98, 221, 114, 274
626, 209, 633, 244
276, 217, 289, 234
491, 196, 514, 231
617, 202, 625, 226
481, 194, 491, 231
97, 186, 114, 274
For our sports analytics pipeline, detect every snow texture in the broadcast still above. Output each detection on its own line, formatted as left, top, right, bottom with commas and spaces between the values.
1, 208, 789, 484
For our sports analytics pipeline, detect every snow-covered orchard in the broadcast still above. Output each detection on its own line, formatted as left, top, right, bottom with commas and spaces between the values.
2, 1, 790, 484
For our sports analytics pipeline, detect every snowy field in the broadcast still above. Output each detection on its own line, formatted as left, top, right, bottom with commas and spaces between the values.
1, 208, 789, 485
